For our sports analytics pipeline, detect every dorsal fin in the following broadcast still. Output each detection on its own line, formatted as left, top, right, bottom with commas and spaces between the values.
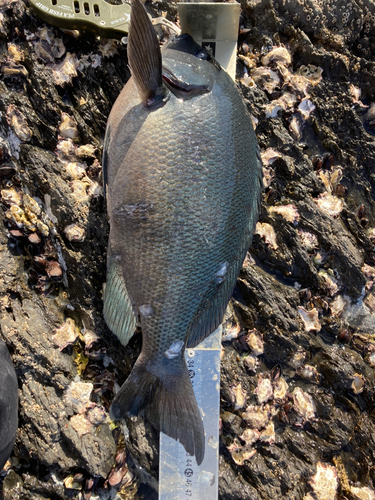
128, 0, 165, 107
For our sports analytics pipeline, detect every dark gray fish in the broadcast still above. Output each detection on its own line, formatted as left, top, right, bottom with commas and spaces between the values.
0, 340, 18, 471
103, 0, 262, 465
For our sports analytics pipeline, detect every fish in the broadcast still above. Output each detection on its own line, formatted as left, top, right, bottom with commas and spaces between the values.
102, 0, 262, 466
0, 339, 18, 471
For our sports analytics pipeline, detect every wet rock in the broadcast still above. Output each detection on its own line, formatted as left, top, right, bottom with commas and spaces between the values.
2, 470, 23, 500
218, 455, 259, 500
62, 420, 116, 477
221, 411, 244, 436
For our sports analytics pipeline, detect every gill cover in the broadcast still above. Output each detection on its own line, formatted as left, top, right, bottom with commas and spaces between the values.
162, 34, 219, 99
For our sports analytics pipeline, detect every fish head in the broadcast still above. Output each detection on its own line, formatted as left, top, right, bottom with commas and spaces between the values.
161, 34, 220, 100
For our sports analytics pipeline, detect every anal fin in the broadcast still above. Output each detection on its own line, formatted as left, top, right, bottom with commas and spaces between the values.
103, 256, 136, 347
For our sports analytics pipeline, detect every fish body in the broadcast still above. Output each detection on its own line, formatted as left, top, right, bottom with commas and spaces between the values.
103, 0, 262, 465
0, 339, 18, 471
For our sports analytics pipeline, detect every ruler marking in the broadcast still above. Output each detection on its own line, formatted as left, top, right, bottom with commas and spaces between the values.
159, 326, 221, 500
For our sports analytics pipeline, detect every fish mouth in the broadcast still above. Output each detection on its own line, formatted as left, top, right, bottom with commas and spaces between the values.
162, 67, 209, 100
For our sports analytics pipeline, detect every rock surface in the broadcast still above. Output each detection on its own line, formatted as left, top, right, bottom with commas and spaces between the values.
0, 0, 375, 498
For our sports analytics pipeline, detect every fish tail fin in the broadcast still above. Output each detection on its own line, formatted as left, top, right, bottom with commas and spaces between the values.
110, 356, 205, 465
128, 0, 165, 106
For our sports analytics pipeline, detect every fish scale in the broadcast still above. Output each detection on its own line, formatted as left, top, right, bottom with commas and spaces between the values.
103, 0, 262, 466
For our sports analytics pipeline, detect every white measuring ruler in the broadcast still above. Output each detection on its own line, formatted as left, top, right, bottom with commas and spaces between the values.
159, 326, 221, 500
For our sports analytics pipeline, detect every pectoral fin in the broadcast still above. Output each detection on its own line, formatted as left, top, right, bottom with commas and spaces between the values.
103, 256, 136, 347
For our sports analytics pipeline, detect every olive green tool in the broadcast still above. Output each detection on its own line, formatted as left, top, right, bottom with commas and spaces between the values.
28, 0, 131, 38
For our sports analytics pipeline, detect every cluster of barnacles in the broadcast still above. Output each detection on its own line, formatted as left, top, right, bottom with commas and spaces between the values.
0, 142, 65, 294
222, 324, 320, 466
52, 318, 137, 497
238, 43, 321, 143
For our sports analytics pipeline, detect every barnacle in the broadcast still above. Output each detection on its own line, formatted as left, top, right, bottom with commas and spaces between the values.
6, 105, 32, 142
64, 223, 86, 242
292, 387, 316, 423
83, 330, 100, 351
262, 165, 274, 188
262, 46, 291, 66
76, 144, 97, 158
23, 194, 41, 216
289, 114, 302, 140
351, 373, 365, 394
251, 67, 280, 93
86, 405, 107, 426
51, 52, 79, 87
7, 43, 24, 62
238, 54, 257, 71
269, 204, 300, 224
56, 139, 77, 163
350, 486, 375, 500
363, 103, 375, 136
52, 317, 79, 350
222, 321, 241, 341
289, 348, 306, 368
258, 421, 275, 444
273, 377, 288, 401
298, 306, 321, 332
227, 439, 257, 466
37, 26, 66, 58
330, 295, 346, 316
297, 65, 323, 85
308, 462, 339, 500
66, 162, 86, 180
246, 330, 264, 356
243, 353, 260, 373
70, 179, 91, 204
5, 205, 29, 229
240, 72, 255, 87
87, 180, 103, 198
239, 428, 260, 446
314, 192, 343, 217
230, 382, 248, 410
1, 187, 23, 206
319, 269, 340, 296
98, 39, 119, 58
296, 365, 320, 383
298, 98, 316, 119
35, 219, 50, 236
242, 405, 271, 429
255, 222, 278, 249
298, 230, 319, 252
24, 208, 38, 227
350, 84, 362, 103
59, 113, 79, 141
261, 148, 282, 166
65, 381, 93, 413
330, 167, 343, 189
69, 414, 92, 437
255, 375, 273, 405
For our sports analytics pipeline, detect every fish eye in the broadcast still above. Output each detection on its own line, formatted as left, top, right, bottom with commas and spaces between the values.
195, 49, 209, 60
